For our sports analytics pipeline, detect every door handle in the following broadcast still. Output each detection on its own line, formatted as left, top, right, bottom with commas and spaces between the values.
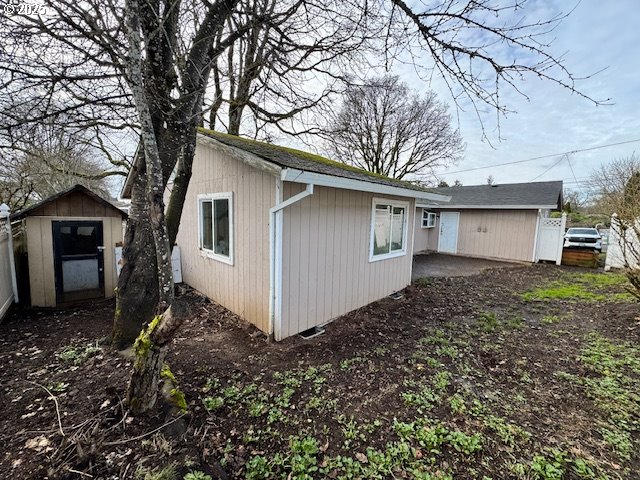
97, 246, 105, 252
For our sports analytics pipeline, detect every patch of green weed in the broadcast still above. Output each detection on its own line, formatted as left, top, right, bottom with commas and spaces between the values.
55, 343, 101, 365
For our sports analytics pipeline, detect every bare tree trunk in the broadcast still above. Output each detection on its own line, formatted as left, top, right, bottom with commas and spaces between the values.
112, 159, 159, 348
123, 0, 176, 413
126, 302, 188, 414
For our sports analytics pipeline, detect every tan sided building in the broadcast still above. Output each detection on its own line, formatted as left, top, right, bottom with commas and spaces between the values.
144, 129, 451, 340
413, 181, 563, 263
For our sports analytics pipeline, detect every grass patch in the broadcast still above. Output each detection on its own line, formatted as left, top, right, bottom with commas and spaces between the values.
522, 283, 604, 302
415, 277, 434, 287
475, 311, 525, 331
522, 272, 634, 303
541, 314, 572, 325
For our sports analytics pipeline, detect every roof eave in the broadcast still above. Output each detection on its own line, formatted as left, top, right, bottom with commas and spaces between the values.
12, 184, 128, 220
282, 168, 451, 202
197, 134, 283, 177
415, 204, 558, 210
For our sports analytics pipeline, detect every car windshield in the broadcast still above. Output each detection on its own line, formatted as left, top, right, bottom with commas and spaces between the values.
566, 228, 598, 235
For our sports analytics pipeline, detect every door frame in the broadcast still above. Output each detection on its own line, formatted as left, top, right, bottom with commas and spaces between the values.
52, 220, 105, 304
437, 212, 460, 254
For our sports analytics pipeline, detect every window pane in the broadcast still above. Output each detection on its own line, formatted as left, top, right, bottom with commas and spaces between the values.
214, 198, 230, 257
373, 205, 390, 255
390, 206, 405, 251
201, 201, 213, 250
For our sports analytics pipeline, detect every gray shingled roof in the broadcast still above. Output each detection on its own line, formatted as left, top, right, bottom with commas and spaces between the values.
422, 181, 563, 209
199, 129, 434, 193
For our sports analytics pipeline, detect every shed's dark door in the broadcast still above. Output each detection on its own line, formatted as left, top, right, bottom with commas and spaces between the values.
52, 221, 105, 303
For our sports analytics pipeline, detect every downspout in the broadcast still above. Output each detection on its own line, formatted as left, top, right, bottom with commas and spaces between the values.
269, 182, 314, 341
531, 208, 542, 263
408, 201, 417, 284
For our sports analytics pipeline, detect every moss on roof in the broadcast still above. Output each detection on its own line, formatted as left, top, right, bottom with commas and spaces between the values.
198, 128, 432, 193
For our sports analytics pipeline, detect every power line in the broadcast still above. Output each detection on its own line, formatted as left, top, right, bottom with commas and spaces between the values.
531, 154, 567, 181
567, 156, 578, 183
437, 138, 640, 176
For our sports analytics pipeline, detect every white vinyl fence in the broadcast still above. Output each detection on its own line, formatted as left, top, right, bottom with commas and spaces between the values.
0, 204, 18, 320
605, 215, 639, 271
535, 213, 567, 265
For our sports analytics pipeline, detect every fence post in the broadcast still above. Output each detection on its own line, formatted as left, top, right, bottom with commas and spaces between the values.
557, 212, 567, 266
0, 204, 19, 303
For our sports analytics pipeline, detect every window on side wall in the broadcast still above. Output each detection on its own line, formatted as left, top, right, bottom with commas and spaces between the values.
370, 199, 408, 261
422, 209, 436, 228
198, 192, 233, 265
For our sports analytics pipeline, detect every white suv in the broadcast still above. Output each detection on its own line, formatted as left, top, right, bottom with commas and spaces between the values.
564, 227, 602, 252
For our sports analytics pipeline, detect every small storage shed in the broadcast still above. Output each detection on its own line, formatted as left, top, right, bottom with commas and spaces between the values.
12, 185, 127, 307
413, 181, 563, 263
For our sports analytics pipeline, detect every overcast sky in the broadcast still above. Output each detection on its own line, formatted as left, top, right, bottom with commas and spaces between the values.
395, 0, 640, 190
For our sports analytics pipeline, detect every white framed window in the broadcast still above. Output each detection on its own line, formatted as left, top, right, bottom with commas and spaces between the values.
421, 209, 436, 228
369, 198, 409, 262
198, 192, 233, 265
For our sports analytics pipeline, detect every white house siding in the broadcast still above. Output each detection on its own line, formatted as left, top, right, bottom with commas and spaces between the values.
455, 209, 537, 262
176, 143, 274, 332
280, 183, 415, 338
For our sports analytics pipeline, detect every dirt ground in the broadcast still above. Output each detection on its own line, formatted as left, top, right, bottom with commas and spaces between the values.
411, 253, 521, 279
0, 265, 638, 480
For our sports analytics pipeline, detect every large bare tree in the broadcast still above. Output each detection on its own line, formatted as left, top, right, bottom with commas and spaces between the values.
323, 75, 464, 181
206, 0, 373, 137
0, 124, 122, 210
0, 0, 604, 413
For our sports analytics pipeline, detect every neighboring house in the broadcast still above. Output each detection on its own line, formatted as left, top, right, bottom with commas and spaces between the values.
11, 185, 127, 307
123, 130, 450, 340
413, 181, 563, 263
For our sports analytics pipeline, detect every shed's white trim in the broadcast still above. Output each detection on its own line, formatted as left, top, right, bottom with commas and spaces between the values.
269, 183, 314, 341
532, 209, 542, 262
197, 192, 234, 266
421, 209, 437, 228
408, 200, 417, 284
268, 178, 282, 336
369, 197, 410, 263
282, 168, 449, 202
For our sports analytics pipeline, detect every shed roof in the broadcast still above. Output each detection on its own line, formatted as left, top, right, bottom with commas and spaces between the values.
198, 129, 436, 194
12, 184, 128, 220
418, 181, 563, 210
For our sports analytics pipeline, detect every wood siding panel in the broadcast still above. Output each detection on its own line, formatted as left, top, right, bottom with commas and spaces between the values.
175, 143, 274, 332
281, 185, 414, 337
29, 191, 123, 218
455, 209, 537, 262
412, 209, 439, 254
